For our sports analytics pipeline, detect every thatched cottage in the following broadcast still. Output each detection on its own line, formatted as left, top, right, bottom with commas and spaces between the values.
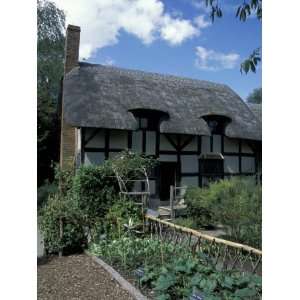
60, 25, 261, 201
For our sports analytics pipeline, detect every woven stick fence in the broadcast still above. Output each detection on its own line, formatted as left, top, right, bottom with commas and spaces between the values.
146, 215, 262, 275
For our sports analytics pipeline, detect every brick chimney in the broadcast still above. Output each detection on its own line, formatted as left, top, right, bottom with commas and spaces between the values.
60, 25, 81, 169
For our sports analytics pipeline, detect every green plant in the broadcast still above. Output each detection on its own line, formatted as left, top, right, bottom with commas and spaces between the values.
186, 177, 261, 248
185, 187, 214, 228
89, 236, 262, 300
71, 164, 119, 227
208, 177, 261, 248
145, 252, 261, 300
37, 180, 58, 209
173, 217, 198, 230
110, 150, 157, 180
39, 194, 86, 254
105, 200, 144, 239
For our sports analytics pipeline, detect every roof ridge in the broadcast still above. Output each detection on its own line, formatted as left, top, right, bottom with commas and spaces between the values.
78, 61, 229, 90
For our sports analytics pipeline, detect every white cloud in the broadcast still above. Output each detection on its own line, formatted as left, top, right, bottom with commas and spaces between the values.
194, 15, 211, 29
53, 0, 201, 59
160, 15, 199, 45
102, 57, 115, 66
195, 46, 240, 71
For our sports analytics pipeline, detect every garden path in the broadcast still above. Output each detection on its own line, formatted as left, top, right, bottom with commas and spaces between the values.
38, 254, 135, 300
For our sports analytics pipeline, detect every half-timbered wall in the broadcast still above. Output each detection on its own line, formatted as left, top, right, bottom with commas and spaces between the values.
80, 128, 258, 195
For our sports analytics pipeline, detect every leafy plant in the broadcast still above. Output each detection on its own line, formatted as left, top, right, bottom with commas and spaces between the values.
37, 180, 58, 209
173, 217, 198, 230
71, 163, 119, 227
105, 200, 144, 239
185, 177, 262, 249
37, 0, 65, 185
184, 187, 214, 228
39, 194, 86, 254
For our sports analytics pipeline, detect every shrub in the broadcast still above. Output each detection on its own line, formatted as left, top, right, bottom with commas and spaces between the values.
39, 194, 86, 254
208, 177, 261, 248
72, 163, 119, 227
105, 200, 144, 239
184, 187, 214, 228
173, 217, 198, 230
37, 181, 58, 210
185, 177, 262, 248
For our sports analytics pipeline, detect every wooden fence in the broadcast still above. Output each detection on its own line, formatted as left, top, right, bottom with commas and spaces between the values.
146, 215, 262, 275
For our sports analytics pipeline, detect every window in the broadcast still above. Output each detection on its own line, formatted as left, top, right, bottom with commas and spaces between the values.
199, 153, 224, 186
200, 159, 224, 175
130, 108, 169, 131
202, 115, 231, 135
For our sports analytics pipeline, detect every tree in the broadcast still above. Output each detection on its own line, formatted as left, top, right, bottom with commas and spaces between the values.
203, 0, 262, 74
37, 0, 65, 186
246, 87, 262, 104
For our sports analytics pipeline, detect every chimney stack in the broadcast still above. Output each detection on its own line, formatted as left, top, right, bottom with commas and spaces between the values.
60, 25, 81, 169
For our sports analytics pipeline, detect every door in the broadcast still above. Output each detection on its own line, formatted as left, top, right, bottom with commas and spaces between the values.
159, 162, 178, 201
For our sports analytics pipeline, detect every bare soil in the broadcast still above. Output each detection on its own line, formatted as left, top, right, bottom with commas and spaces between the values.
37, 254, 135, 300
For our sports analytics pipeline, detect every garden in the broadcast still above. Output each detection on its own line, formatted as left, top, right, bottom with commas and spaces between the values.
38, 151, 262, 300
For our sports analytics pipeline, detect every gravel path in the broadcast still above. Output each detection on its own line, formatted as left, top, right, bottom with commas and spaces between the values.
37, 254, 135, 300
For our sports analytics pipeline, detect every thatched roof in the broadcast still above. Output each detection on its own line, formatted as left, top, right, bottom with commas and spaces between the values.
248, 103, 262, 123
63, 62, 261, 141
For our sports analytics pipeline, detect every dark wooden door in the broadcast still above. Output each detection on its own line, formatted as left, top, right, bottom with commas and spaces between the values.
159, 162, 178, 201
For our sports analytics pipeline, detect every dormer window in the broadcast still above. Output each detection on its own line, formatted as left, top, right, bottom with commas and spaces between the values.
202, 115, 231, 135
139, 117, 148, 129
129, 108, 169, 131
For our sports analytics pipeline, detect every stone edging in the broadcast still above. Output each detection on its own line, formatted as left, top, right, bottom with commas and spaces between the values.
85, 251, 148, 300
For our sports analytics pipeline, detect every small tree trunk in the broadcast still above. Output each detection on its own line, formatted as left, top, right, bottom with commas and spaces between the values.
59, 217, 63, 257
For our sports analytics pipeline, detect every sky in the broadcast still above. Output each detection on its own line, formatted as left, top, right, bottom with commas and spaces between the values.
53, 0, 261, 100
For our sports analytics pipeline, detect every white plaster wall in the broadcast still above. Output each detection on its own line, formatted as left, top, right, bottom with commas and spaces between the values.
159, 155, 177, 162
181, 155, 198, 173
241, 157, 255, 173
241, 141, 254, 153
213, 134, 221, 153
201, 136, 210, 153
224, 156, 239, 173
181, 176, 198, 187
146, 131, 156, 155
77, 128, 81, 152
110, 130, 128, 149
160, 134, 176, 151
84, 152, 105, 165
224, 137, 239, 153
85, 129, 105, 148
182, 136, 197, 151
132, 131, 142, 153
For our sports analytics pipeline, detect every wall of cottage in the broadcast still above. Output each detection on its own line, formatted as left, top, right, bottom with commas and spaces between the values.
80, 128, 258, 195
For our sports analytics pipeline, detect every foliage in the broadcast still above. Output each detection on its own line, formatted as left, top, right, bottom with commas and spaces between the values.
110, 150, 157, 179
185, 177, 262, 248
150, 254, 261, 300
105, 200, 144, 239
90, 237, 191, 271
173, 217, 198, 230
90, 237, 262, 300
37, 181, 58, 210
37, 0, 65, 185
71, 164, 119, 226
240, 48, 261, 74
247, 87, 262, 104
184, 187, 214, 228
39, 194, 86, 254
54, 164, 74, 196
204, 0, 262, 74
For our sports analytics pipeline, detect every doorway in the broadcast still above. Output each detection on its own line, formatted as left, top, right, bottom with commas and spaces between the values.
159, 161, 178, 201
